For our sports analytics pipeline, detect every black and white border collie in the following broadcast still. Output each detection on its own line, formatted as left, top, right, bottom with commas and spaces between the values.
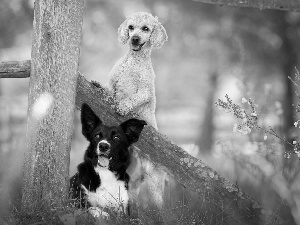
70, 103, 146, 214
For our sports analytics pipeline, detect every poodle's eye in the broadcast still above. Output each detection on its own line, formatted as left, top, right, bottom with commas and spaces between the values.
142, 26, 149, 32
128, 25, 134, 30
113, 135, 121, 141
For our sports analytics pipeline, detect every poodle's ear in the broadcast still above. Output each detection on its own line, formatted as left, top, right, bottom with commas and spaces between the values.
118, 18, 129, 45
150, 21, 168, 49
121, 119, 147, 144
81, 103, 102, 140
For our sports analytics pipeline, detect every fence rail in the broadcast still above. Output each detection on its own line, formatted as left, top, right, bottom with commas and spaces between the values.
193, 0, 300, 12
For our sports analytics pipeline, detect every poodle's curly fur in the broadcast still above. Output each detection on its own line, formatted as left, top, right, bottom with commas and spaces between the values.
107, 12, 167, 130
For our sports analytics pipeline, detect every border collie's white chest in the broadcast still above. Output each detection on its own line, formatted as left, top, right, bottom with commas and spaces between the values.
81, 166, 129, 212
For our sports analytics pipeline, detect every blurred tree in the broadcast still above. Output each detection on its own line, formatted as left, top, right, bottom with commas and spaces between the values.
197, 71, 217, 154
0, 0, 32, 48
273, 12, 298, 144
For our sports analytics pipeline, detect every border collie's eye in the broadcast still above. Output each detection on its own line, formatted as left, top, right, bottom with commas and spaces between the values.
113, 135, 121, 141
142, 26, 149, 32
94, 133, 101, 139
128, 25, 134, 30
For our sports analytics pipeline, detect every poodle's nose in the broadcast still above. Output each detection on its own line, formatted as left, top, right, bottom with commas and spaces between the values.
131, 36, 140, 45
99, 142, 110, 152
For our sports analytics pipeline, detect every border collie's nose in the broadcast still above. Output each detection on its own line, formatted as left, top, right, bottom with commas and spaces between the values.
99, 142, 110, 152
132, 36, 140, 45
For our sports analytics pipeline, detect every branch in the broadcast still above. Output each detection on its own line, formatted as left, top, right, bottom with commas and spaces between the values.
0, 60, 286, 224
192, 0, 300, 12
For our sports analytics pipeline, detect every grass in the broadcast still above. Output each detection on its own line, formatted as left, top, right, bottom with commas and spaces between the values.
0, 186, 218, 225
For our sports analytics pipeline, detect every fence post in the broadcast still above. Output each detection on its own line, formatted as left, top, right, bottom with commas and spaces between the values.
21, 0, 84, 213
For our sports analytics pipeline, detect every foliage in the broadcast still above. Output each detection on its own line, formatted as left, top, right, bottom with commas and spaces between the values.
216, 68, 300, 158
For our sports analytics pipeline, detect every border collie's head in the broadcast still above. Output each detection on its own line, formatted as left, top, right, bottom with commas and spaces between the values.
80, 103, 147, 171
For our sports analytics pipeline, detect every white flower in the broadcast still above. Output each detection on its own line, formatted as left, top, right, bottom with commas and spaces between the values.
246, 126, 252, 134
264, 134, 267, 140
294, 121, 299, 128
241, 98, 247, 104
251, 113, 257, 117
238, 125, 251, 135
293, 141, 297, 145
284, 152, 291, 159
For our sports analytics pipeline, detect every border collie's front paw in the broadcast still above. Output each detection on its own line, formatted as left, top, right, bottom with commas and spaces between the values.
88, 207, 109, 219
130, 218, 144, 225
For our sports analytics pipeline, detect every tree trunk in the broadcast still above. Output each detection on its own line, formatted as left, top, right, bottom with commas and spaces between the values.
21, 0, 84, 213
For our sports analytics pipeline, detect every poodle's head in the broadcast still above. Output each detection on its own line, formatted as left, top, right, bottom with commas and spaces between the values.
118, 12, 168, 52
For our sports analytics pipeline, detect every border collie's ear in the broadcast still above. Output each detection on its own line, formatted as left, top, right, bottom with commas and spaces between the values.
81, 104, 102, 140
121, 119, 147, 144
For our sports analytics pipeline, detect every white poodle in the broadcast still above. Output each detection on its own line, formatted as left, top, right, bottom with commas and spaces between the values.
106, 12, 168, 213
107, 12, 167, 130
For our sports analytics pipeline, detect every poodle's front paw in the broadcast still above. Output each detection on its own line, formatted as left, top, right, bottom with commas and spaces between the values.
88, 206, 109, 219
115, 100, 133, 116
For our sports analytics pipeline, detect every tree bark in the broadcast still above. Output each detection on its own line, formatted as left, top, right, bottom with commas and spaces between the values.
21, 0, 83, 213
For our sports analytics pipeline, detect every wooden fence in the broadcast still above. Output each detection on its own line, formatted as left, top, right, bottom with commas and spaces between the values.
0, 60, 285, 224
